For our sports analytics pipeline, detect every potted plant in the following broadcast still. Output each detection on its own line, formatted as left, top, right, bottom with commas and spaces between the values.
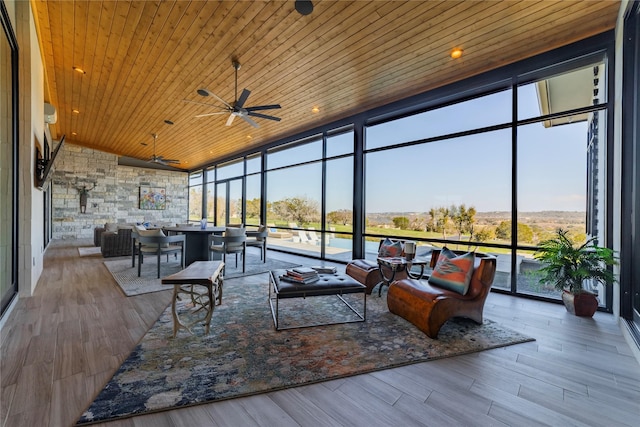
534, 229, 617, 317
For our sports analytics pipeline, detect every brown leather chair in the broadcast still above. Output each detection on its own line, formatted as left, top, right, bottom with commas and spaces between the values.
346, 239, 409, 295
387, 249, 497, 339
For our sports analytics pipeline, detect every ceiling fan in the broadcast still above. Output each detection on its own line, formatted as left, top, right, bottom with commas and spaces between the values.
188, 60, 281, 128
143, 133, 180, 165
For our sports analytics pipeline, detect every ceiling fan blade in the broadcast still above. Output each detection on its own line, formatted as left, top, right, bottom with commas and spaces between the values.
247, 111, 281, 121
195, 111, 229, 118
236, 88, 251, 108
240, 115, 259, 128
226, 114, 236, 126
197, 89, 233, 109
245, 104, 281, 112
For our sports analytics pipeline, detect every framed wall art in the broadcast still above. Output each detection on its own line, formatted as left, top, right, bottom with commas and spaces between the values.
139, 186, 166, 210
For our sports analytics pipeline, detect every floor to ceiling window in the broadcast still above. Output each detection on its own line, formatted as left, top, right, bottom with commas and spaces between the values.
266, 136, 323, 257
188, 171, 203, 223
516, 59, 608, 302
622, 2, 640, 341
1, 2, 18, 317
187, 33, 614, 310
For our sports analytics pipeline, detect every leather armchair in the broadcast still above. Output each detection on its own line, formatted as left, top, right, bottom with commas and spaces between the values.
387, 249, 497, 339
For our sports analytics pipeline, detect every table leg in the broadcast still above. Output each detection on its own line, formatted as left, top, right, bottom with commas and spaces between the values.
378, 265, 398, 297
406, 263, 425, 280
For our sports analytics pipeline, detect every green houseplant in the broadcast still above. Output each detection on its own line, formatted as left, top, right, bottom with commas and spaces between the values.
534, 229, 617, 317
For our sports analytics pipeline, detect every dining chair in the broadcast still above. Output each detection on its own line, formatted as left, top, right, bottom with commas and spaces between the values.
208, 227, 246, 273
136, 232, 186, 278
245, 224, 268, 262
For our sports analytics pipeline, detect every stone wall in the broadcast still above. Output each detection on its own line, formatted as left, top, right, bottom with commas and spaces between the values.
51, 144, 189, 239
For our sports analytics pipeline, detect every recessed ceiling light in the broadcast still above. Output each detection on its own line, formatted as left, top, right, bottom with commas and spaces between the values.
71, 132, 77, 136
72, 66, 86, 74
247, 135, 253, 139
311, 106, 320, 113
450, 48, 463, 59
72, 108, 80, 114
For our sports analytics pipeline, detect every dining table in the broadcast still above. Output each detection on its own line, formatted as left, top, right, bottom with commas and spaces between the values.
163, 226, 226, 265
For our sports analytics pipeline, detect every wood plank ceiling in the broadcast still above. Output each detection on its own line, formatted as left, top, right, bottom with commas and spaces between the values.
32, 0, 620, 171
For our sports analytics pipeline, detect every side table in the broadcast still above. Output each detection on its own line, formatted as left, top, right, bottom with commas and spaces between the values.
376, 256, 428, 297
161, 260, 224, 337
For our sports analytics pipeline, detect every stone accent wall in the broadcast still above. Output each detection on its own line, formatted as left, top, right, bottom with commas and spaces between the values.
51, 144, 188, 239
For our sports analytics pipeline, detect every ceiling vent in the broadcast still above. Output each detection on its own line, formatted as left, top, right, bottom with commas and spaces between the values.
44, 103, 57, 124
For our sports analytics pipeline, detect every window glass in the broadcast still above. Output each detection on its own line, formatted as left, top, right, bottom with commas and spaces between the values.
365, 130, 511, 242
189, 185, 203, 221
326, 129, 354, 157
246, 153, 261, 174
245, 174, 261, 226
217, 159, 243, 180
266, 163, 322, 228
518, 62, 606, 121
325, 156, 353, 234
267, 137, 322, 169
325, 156, 354, 261
366, 89, 512, 150
204, 166, 215, 183
189, 171, 203, 186
0, 20, 16, 314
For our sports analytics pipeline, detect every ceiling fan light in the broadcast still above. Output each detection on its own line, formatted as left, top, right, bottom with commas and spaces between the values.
450, 48, 463, 59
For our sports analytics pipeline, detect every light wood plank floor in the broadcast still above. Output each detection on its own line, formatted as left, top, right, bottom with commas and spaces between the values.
1, 239, 639, 427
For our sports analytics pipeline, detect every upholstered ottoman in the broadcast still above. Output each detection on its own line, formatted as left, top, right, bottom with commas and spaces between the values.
269, 269, 366, 330
346, 258, 408, 295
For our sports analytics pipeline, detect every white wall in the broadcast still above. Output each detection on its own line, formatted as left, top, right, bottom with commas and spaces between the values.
29, 6, 45, 289
14, 0, 44, 296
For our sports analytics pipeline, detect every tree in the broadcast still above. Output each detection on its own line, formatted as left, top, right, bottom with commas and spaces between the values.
409, 215, 426, 232
327, 209, 352, 226
392, 216, 410, 230
451, 204, 477, 240
245, 198, 261, 220
271, 196, 319, 226
495, 220, 534, 243
474, 227, 495, 243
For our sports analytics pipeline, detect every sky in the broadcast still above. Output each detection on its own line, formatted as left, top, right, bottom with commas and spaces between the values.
264, 83, 590, 214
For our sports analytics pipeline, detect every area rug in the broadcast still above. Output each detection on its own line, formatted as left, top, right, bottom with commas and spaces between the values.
78, 246, 102, 257
104, 255, 300, 296
77, 277, 535, 424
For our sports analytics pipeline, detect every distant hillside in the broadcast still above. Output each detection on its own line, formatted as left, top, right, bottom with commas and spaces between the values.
367, 211, 586, 229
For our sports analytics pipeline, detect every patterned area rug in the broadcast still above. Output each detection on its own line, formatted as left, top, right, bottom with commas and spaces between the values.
104, 254, 299, 296
77, 276, 535, 424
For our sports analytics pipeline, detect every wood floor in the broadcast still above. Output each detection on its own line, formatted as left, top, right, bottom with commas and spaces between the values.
1, 239, 639, 427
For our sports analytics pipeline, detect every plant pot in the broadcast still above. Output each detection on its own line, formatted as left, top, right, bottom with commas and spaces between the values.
561, 290, 599, 317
